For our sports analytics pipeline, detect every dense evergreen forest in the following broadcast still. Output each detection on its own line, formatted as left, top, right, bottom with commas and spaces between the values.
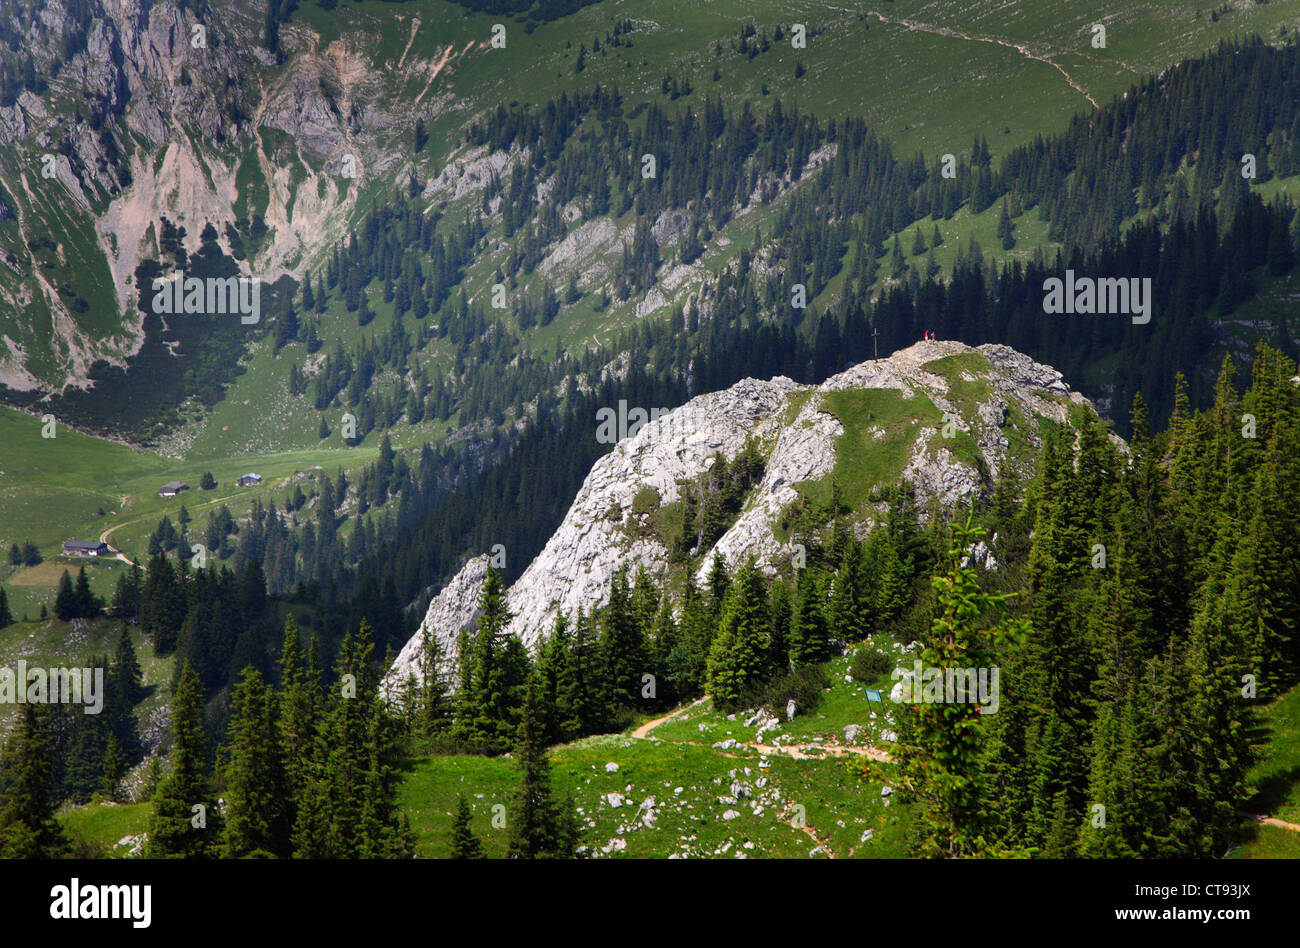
402, 342, 1300, 858
8, 342, 1289, 858
14, 39, 1294, 701
4, 20, 1300, 861
11, 38, 1299, 446
120, 181, 1293, 677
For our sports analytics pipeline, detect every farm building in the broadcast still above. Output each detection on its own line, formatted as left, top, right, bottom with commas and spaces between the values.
237, 473, 263, 487
158, 481, 189, 498
63, 540, 109, 557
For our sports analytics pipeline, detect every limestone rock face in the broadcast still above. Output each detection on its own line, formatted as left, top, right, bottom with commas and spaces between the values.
384, 340, 1110, 693
0, 0, 479, 388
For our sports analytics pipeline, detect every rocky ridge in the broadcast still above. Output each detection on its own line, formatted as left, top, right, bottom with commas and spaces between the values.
384, 339, 1111, 693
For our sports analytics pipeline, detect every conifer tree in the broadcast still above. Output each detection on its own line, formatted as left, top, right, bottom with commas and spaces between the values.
456, 567, 519, 752
113, 625, 144, 706
277, 617, 317, 805
561, 608, 600, 737
889, 516, 1029, 857
788, 568, 828, 668
828, 542, 866, 644
507, 677, 573, 858
222, 668, 291, 858
707, 564, 771, 711
599, 570, 648, 713
54, 570, 75, 621
451, 795, 484, 858
292, 623, 410, 858
0, 706, 68, 858
99, 734, 126, 803
537, 613, 575, 744
146, 663, 221, 858
416, 626, 451, 740
767, 579, 791, 676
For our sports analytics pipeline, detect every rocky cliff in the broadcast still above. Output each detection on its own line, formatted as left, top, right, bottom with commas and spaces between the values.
384, 339, 1116, 693
0, 0, 469, 389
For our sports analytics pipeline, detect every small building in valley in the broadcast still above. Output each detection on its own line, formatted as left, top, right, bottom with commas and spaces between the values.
236, 473, 263, 487
158, 481, 189, 498
63, 540, 109, 558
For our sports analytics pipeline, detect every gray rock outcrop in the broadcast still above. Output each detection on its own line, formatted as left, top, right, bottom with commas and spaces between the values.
384, 340, 1107, 694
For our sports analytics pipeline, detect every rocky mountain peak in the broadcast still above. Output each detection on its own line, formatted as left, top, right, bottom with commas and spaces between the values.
384, 340, 1110, 694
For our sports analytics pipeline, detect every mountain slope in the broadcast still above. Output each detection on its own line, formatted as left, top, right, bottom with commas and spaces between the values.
3, 0, 1297, 396
385, 338, 1117, 688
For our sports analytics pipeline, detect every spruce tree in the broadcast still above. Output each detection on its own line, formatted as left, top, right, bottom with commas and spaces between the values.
537, 613, 575, 744
416, 626, 451, 740
828, 542, 866, 644
507, 677, 572, 858
599, 570, 648, 713
788, 568, 828, 668
292, 623, 410, 858
706, 564, 771, 711
222, 668, 291, 858
277, 616, 317, 805
0, 705, 68, 858
113, 625, 144, 706
891, 516, 1029, 857
54, 570, 75, 621
99, 734, 126, 803
451, 795, 484, 859
146, 662, 221, 858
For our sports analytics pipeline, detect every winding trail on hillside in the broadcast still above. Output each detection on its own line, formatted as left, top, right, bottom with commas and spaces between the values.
632, 695, 893, 857
633, 696, 894, 762
632, 695, 709, 738
818, 5, 1104, 109
636, 700, 1288, 855
1237, 810, 1300, 833
96, 473, 298, 566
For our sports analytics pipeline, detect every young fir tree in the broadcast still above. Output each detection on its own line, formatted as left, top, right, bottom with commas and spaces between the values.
139, 753, 163, 802
997, 199, 1015, 250
507, 677, 573, 858
828, 541, 867, 644
599, 570, 648, 713
113, 625, 144, 706
788, 568, 828, 668
222, 667, 292, 858
707, 554, 730, 618
292, 623, 411, 858
146, 662, 222, 858
767, 579, 791, 676
536, 612, 575, 745
890, 234, 906, 277
451, 794, 484, 859
99, 734, 126, 803
706, 563, 771, 711
0, 705, 68, 858
454, 566, 518, 752
886, 516, 1029, 857
560, 608, 600, 738
54, 570, 76, 621
0, 587, 13, 628
276, 616, 317, 807
416, 626, 451, 741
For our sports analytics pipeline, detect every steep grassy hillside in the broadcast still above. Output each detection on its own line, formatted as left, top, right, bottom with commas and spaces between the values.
3, 0, 1296, 393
